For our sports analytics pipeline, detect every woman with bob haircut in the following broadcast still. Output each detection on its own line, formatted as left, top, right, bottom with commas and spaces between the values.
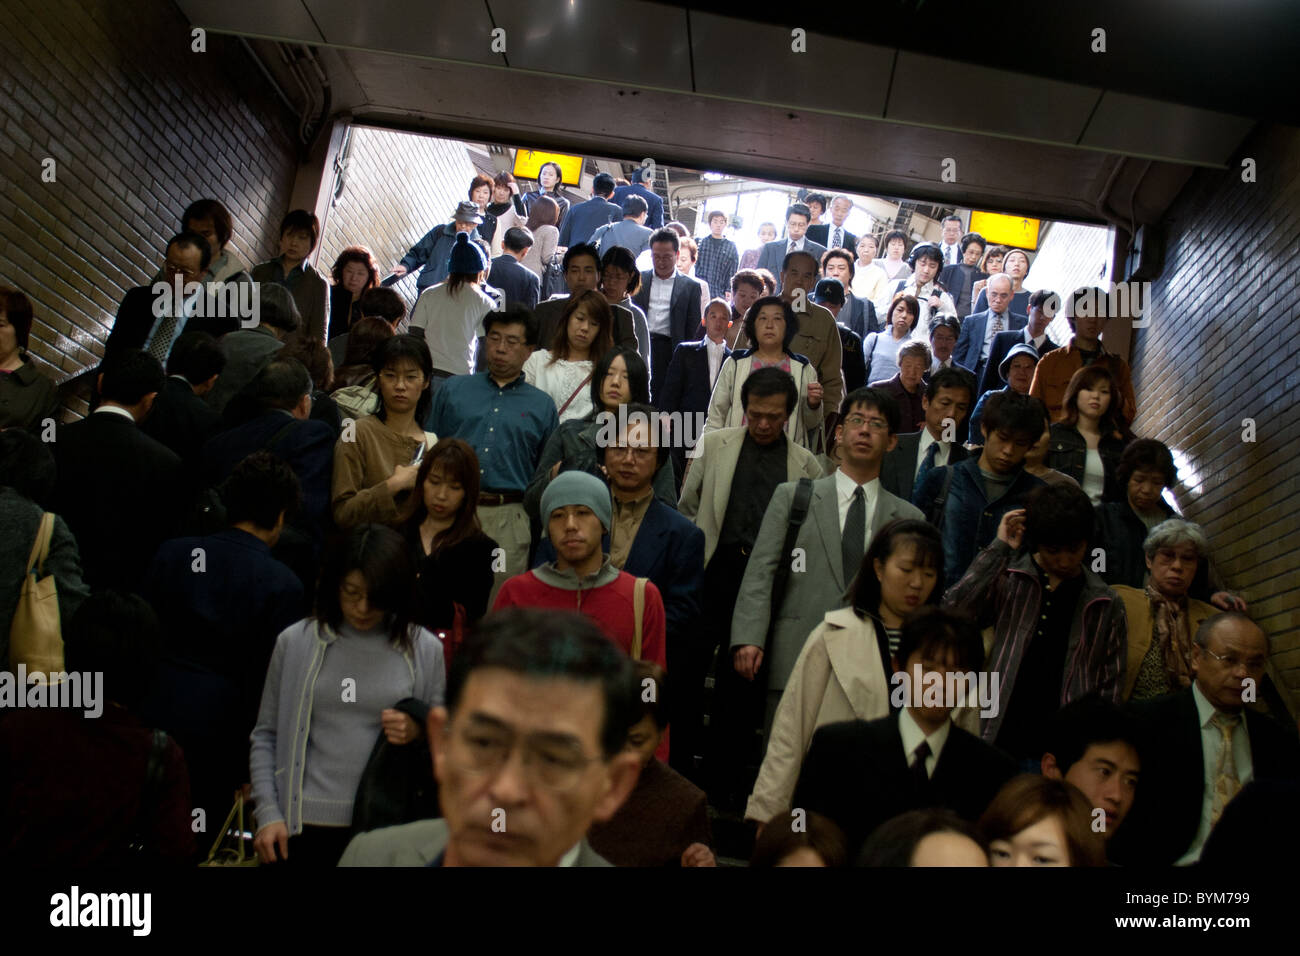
328, 245, 380, 341
400, 438, 499, 636
979, 774, 1106, 866
1046, 364, 1133, 505
746, 519, 944, 825
704, 295, 823, 450
523, 289, 615, 423
250, 523, 445, 866
331, 335, 438, 529
524, 346, 675, 522
862, 293, 921, 387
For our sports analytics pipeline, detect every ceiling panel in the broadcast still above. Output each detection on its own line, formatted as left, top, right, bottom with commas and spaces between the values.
690, 12, 893, 116
490, 0, 691, 87
1080, 93, 1257, 166
175, 0, 324, 43
890, 51, 1100, 145
304, 0, 502, 65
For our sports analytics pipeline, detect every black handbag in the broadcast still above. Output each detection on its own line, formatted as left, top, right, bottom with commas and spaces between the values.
351, 698, 439, 833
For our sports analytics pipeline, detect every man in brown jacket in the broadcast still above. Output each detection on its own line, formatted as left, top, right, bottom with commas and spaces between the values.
1030, 286, 1136, 424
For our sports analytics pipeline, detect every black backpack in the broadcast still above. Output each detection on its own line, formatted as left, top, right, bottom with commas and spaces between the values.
540, 252, 566, 300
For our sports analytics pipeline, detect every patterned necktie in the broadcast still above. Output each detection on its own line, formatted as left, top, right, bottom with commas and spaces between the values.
1210, 711, 1242, 826
147, 312, 180, 364
832, 227, 842, 250
842, 486, 866, 582
990, 311, 1004, 335
789, 239, 798, 255
910, 740, 932, 795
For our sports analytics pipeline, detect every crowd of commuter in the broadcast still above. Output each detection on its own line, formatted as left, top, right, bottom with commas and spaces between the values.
0, 166, 1295, 870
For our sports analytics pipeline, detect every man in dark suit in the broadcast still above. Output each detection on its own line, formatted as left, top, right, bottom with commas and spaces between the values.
879, 367, 973, 500
793, 608, 1017, 858
658, 300, 731, 489
1112, 613, 1300, 866
558, 172, 624, 248
820, 249, 879, 337
951, 274, 1027, 385
938, 232, 987, 320
52, 349, 184, 593
806, 194, 858, 254
201, 357, 335, 586
633, 230, 703, 399
978, 288, 1062, 397
610, 166, 665, 230
486, 227, 541, 310
141, 330, 225, 471
140, 451, 306, 835
756, 203, 827, 292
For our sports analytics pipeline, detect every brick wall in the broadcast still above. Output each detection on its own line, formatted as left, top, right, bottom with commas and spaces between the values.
1131, 122, 1300, 714
318, 126, 479, 314
0, 0, 298, 416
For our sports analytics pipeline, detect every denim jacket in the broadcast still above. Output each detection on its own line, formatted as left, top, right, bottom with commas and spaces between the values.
913, 457, 1046, 586
1046, 423, 1128, 502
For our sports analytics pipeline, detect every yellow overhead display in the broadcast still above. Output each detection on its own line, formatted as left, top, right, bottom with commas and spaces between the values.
969, 211, 1041, 250
512, 150, 584, 187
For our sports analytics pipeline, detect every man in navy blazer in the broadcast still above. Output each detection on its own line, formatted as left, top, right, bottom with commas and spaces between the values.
951, 275, 1027, 386
487, 227, 541, 310
657, 303, 732, 489
611, 167, 665, 230
558, 173, 624, 247
977, 289, 1062, 397
756, 203, 827, 292
633, 231, 704, 398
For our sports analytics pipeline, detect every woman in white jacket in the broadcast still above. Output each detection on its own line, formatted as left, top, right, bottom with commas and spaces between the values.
745, 519, 944, 825
703, 296, 823, 450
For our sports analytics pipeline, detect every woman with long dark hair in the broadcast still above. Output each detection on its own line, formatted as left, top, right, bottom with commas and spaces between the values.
400, 438, 499, 634
1046, 364, 1133, 505
250, 524, 444, 866
703, 295, 823, 450
746, 519, 944, 825
521, 195, 561, 276
331, 335, 438, 529
522, 289, 615, 423
524, 346, 676, 522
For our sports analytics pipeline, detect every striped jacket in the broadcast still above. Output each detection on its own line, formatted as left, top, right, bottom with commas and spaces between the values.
942, 538, 1126, 743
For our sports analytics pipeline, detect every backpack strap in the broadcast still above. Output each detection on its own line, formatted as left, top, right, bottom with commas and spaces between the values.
929, 466, 956, 530
769, 477, 815, 625
631, 576, 647, 661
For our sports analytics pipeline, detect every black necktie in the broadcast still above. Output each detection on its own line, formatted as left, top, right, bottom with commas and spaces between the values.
842, 486, 866, 582
910, 740, 932, 795
913, 441, 940, 498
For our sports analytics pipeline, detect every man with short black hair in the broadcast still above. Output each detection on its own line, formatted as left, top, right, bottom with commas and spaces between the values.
944, 482, 1126, 762
487, 226, 541, 310
1030, 286, 1137, 425
204, 284, 300, 419
340, 608, 644, 866
793, 608, 1017, 857
980, 288, 1062, 396
807, 195, 859, 254
695, 211, 739, 305
732, 387, 924, 733
592, 195, 654, 258
756, 204, 828, 286
820, 248, 879, 337
1041, 698, 1141, 844
558, 172, 624, 248
52, 349, 183, 592
251, 209, 329, 343
1113, 613, 1300, 866
633, 229, 704, 397
880, 365, 973, 500
811, 278, 866, 395
141, 330, 226, 467
611, 165, 665, 229
914, 390, 1048, 584
430, 308, 559, 603
938, 232, 986, 319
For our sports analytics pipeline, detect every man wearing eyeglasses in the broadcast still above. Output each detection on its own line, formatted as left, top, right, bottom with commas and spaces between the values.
1112, 612, 1300, 866
339, 608, 643, 866
730, 386, 924, 739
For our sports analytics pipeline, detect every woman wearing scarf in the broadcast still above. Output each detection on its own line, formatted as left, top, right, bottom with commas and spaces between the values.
1112, 519, 1219, 701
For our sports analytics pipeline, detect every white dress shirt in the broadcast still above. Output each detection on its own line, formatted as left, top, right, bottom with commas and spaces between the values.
916, 426, 952, 473
899, 706, 951, 778
939, 241, 961, 266
787, 237, 805, 255
705, 337, 726, 389
1024, 326, 1050, 352
647, 273, 674, 336
93, 404, 137, 423
1176, 682, 1254, 865
834, 469, 880, 546
930, 357, 955, 375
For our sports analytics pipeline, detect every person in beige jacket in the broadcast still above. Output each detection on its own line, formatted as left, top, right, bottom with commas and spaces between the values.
746, 519, 945, 824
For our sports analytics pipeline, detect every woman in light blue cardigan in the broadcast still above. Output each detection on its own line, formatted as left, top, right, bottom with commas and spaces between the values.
251, 524, 444, 866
